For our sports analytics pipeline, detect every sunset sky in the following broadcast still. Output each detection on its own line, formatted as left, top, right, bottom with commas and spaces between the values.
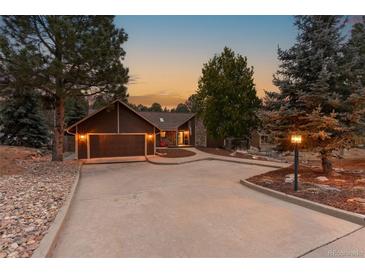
114, 16, 296, 108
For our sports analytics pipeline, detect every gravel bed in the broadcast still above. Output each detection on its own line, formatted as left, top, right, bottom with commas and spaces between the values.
0, 157, 78, 258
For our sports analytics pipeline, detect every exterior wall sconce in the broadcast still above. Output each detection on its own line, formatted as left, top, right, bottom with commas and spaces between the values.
160, 131, 166, 138
148, 134, 153, 140
79, 134, 86, 141
290, 134, 302, 191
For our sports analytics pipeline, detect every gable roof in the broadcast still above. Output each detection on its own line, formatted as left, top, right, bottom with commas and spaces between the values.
65, 99, 160, 133
137, 111, 195, 131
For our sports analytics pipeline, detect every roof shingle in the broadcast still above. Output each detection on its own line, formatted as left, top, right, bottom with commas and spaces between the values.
137, 112, 195, 131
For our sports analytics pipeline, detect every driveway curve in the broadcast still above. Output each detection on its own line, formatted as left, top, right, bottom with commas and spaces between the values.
51, 160, 361, 257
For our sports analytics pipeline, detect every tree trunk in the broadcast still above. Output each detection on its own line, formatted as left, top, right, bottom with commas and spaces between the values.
320, 151, 333, 175
52, 96, 64, 161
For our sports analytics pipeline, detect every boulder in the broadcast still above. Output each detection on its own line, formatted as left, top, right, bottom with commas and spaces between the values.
347, 197, 365, 203
315, 176, 329, 182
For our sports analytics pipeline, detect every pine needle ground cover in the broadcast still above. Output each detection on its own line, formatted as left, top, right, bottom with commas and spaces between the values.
0, 146, 78, 258
247, 158, 365, 215
196, 147, 270, 161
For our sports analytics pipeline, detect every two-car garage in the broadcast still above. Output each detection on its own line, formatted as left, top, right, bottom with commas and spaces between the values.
66, 100, 157, 160
88, 134, 146, 158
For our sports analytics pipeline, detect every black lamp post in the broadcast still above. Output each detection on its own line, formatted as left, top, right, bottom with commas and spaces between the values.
291, 134, 302, 191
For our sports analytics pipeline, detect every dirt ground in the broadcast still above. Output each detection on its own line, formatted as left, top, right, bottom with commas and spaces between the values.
0, 146, 46, 176
156, 148, 196, 158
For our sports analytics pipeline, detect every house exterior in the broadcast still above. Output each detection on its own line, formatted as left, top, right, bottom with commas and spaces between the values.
66, 99, 261, 160
66, 100, 158, 159
66, 99, 199, 160
138, 111, 196, 147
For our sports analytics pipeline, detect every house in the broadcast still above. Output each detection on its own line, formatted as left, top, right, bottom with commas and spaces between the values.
138, 111, 196, 147
66, 99, 258, 160
66, 99, 199, 160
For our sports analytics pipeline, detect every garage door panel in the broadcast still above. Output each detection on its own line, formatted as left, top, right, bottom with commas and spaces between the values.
89, 134, 145, 158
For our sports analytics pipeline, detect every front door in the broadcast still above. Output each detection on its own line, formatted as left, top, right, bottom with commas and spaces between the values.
177, 131, 184, 145
177, 131, 189, 145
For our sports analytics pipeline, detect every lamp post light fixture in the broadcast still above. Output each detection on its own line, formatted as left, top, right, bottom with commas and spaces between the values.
291, 134, 302, 191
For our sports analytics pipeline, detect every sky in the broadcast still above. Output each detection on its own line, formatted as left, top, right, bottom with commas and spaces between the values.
114, 16, 298, 108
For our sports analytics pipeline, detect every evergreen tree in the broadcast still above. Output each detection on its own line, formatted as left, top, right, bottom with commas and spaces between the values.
0, 90, 49, 148
149, 102, 163, 112
174, 103, 189, 113
65, 96, 88, 127
185, 94, 201, 113
264, 16, 365, 174
342, 17, 365, 136
0, 16, 129, 161
196, 47, 261, 139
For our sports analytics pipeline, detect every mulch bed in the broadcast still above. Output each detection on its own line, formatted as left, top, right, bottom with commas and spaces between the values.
247, 164, 365, 215
0, 146, 78, 258
156, 148, 196, 158
196, 147, 269, 161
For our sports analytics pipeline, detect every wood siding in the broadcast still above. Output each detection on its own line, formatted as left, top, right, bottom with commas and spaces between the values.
76, 102, 156, 159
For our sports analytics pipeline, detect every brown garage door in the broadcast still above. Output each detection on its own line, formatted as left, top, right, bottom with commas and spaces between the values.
89, 134, 145, 158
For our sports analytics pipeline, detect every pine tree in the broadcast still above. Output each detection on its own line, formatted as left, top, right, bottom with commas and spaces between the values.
65, 96, 88, 127
196, 47, 261, 139
174, 103, 189, 113
149, 102, 163, 112
264, 16, 365, 174
0, 16, 129, 161
0, 90, 49, 148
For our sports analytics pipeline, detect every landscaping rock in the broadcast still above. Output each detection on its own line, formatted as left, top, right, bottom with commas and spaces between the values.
0, 156, 78, 258
303, 187, 321, 194
347, 197, 365, 204
315, 176, 329, 182
355, 178, 365, 184
285, 174, 299, 183
352, 186, 365, 192
314, 184, 341, 192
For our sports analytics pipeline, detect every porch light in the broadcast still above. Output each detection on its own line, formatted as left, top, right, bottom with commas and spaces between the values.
291, 134, 302, 144
79, 134, 86, 141
160, 131, 166, 138
148, 134, 153, 140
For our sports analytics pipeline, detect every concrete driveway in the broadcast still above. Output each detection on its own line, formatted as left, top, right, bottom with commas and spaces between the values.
51, 160, 363, 257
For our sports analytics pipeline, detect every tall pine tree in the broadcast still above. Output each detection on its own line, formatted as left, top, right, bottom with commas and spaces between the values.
264, 16, 365, 174
0, 16, 129, 161
0, 90, 49, 148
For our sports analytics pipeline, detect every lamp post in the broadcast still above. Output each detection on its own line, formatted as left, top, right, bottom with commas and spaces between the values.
291, 134, 302, 191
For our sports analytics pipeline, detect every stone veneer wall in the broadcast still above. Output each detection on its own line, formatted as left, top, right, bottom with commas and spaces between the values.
195, 117, 207, 147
